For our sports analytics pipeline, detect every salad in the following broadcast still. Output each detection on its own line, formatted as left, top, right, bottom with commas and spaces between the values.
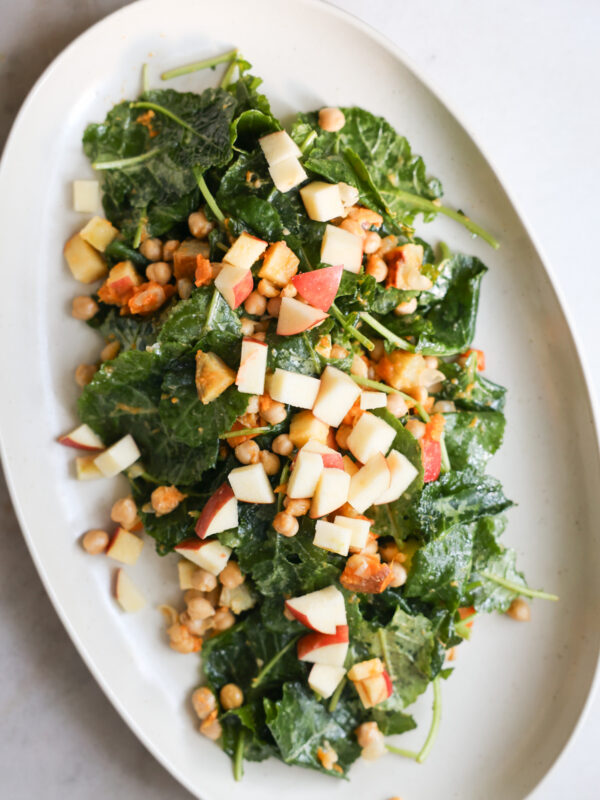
60, 50, 557, 782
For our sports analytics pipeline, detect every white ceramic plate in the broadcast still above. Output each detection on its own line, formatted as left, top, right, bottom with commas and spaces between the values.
1, 1, 599, 798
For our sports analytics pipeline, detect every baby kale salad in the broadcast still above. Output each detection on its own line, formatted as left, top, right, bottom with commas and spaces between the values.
61, 50, 557, 782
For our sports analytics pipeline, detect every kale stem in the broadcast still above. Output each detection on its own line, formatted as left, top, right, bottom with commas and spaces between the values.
386, 745, 418, 759
416, 676, 442, 763
220, 426, 270, 440
141, 62, 150, 94
439, 433, 451, 474
130, 101, 199, 135
480, 572, 559, 601
203, 288, 221, 332
92, 148, 161, 170
328, 677, 346, 712
194, 168, 225, 223
438, 241, 452, 263
161, 49, 239, 80
233, 727, 245, 781
277, 460, 291, 512
299, 130, 317, 154
132, 208, 147, 249
377, 628, 395, 679
220, 53, 239, 89
251, 635, 300, 689
330, 303, 375, 351
348, 375, 430, 422
359, 312, 414, 352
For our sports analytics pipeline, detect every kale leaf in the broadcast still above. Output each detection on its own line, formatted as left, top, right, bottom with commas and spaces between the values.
443, 410, 505, 471
158, 286, 242, 349
436, 359, 507, 412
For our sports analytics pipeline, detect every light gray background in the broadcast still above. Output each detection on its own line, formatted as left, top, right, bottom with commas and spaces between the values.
1, 1, 598, 798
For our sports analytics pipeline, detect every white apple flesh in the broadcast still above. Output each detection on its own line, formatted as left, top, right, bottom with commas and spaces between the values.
236, 338, 268, 395
106, 527, 144, 565
297, 625, 349, 666
359, 391, 388, 410
223, 232, 268, 271
114, 569, 146, 613
73, 180, 101, 213
63, 234, 107, 283
276, 296, 328, 336
174, 539, 232, 576
177, 559, 196, 590
58, 423, 104, 451
93, 434, 140, 477
346, 412, 396, 464
75, 455, 104, 480
348, 452, 391, 513
258, 130, 302, 165
333, 515, 371, 552
375, 449, 419, 504
299, 181, 345, 221
320, 224, 363, 273
312, 365, 361, 427
287, 450, 323, 499
310, 469, 351, 519
79, 216, 118, 252
228, 462, 275, 504
268, 157, 307, 193
308, 664, 346, 698
195, 483, 238, 539
285, 585, 346, 634
215, 264, 254, 309
267, 368, 321, 409
302, 439, 343, 470
312, 519, 352, 556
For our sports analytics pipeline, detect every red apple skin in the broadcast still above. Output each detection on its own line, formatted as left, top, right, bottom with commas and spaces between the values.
297, 625, 349, 660
277, 298, 329, 336
292, 265, 343, 312
57, 435, 103, 452
284, 601, 313, 629
420, 438, 441, 483
108, 275, 135, 295
195, 483, 235, 539
382, 668, 393, 699
175, 537, 207, 555
231, 271, 254, 308
321, 452, 344, 470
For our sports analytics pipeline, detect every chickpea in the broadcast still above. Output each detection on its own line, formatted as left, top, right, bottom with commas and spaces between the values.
234, 440, 260, 465
379, 542, 400, 562
267, 297, 281, 317
182, 613, 214, 637
356, 721, 382, 749
331, 343, 348, 359
167, 623, 201, 654
387, 393, 409, 418
351, 354, 369, 378
378, 235, 398, 255
188, 209, 214, 239
184, 589, 203, 604
405, 419, 426, 439
371, 339, 385, 361
272, 434, 293, 456
280, 283, 297, 298
199, 713, 222, 740
260, 400, 287, 426
338, 182, 359, 208
257, 278, 278, 298
139, 237, 163, 261
81, 529, 109, 555
100, 340, 120, 362
110, 496, 139, 530
284, 497, 310, 517
335, 424, 352, 450
363, 535, 378, 555
75, 363, 97, 387
259, 450, 280, 476
213, 607, 235, 632
187, 596, 215, 621
71, 295, 99, 321
191, 687, 216, 720
273, 511, 299, 537
220, 683, 244, 710
340, 218, 365, 240
394, 297, 418, 316
506, 598, 531, 622
318, 107, 346, 132
389, 561, 408, 588
244, 291, 267, 316
146, 261, 172, 285
151, 485, 185, 516
411, 386, 428, 405
191, 568, 218, 592
162, 239, 180, 261
363, 231, 382, 254
177, 278, 193, 300
240, 317, 255, 336
366, 255, 388, 283
424, 356, 439, 370
219, 561, 245, 589
432, 400, 456, 414
246, 395, 260, 414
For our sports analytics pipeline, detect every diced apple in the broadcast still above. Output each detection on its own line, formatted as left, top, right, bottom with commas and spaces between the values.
215, 264, 254, 309
287, 450, 323, 498
334, 515, 371, 552
348, 453, 391, 513
375, 449, 418, 505
348, 658, 384, 682
178, 559, 196, 590
79, 216, 118, 252
313, 519, 352, 555
321, 224, 363, 273
259, 130, 302, 165
115, 569, 146, 613
291, 265, 343, 312
289, 411, 330, 448
268, 369, 320, 409
298, 625, 349, 666
93, 434, 140, 477
258, 241, 300, 288
276, 297, 328, 336
360, 391, 388, 411
195, 350, 236, 404
236, 338, 268, 395
300, 182, 344, 222
173, 238, 210, 280
308, 664, 346, 698
421, 438, 442, 483
106, 527, 144, 565
302, 440, 343, 470
64, 233, 107, 283
195, 483, 238, 539
228, 462, 275, 504
223, 232, 268, 271
342, 455, 360, 477
347, 412, 396, 464
73, 180, 101, 213
310, 469, 351, 519
285, 585, 346, 634
174, 539, 232, 576
268, 156, 307, 193
75, 454, 104, 480
58, 423, 104, 451
312, 365, 361, 428
220, 582, 256, 614
98, 260, 143, 304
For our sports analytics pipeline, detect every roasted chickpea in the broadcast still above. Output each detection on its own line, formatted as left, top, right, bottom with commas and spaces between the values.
139, 237, 162, 261
244, 291, 267, 316
219, 562, 244, 589
81, 529, 109, 555
110, 496, 139, 530
75, 363, 97, 387
506, 598, 531, 622
394, 298, 418, 316
318, 107, 346, 132
188, 209, 214, 239
212, 607, 235, 631
146, 261, 172, 284
191, 687, 216, 720
162, 239, 180, 261
273, 511, 299, 537
191, 568, 218, 592
267, 297, 281, 317
405, 419, 426, 439
259, 450, 280, 475
220, 683, 244, 710
272, 434, 293, 456
187, 596, 215, 621
234, 440, 260, 465
177, 278, 193, 300
100, 340, 120, 362
257, 278, 278, 298
386, 393, 409, 418
283, 497, 310, 517
71, 296, 99, 320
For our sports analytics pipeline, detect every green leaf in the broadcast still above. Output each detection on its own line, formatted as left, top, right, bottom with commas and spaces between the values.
436, 360, 507, 412
158, 286, 241, 349
443, 410, 506, 471
87, 300, 163, 351
467, 516, 528, 612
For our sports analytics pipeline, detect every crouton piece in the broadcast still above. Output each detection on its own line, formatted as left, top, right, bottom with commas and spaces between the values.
173, 238, 210, 280
258, 242, 300, 288
195, 350, 236, 404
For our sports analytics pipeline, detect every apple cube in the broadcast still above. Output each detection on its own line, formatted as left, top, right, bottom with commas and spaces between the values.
308, 664, 346, 698
342, 455, 360, 477
228, 462, 275, 504
195, 350, 236, 405
313, 519, 352, 556
347, 412, 396, 464
58, 423, 104, 451
276, 296, 328, 336
79, 216, 118, 252
215, 264, 254, 309
285, 585, 346, 634
298, 625, 349, 666
173, 238, 210, 280
269, 157, 307, 193
302, 440, 343, 470
106, 527, 144, 565
291, 265, 343, 312
178, 559, 196, 590
287, 450, 323, 498
321, 224, 363, 273
195, 483, 238, 539
375, 449, 419, 505
310, 469, 351, 519
348, 452, 391, 514
258, 242, 300, 288
175, 539, 232, 576
259, 130, 302, 165
312, 366, 361, 428
220, 582, 256, 614
73, 180, 101, 213
75, 454, 104, 480
268, 369, 320, 409
348, 658, 385, 682
300, 182, 345, 222
289, 411, 330, 448
360, 391, 388, 411
236, 338, 268, 395
334, 515, 371, 552
64, 233, 107, 283
223, 232, 268, 271
115, 569, 146, 613
93, 434, 140, 477
98, 260, 143, 305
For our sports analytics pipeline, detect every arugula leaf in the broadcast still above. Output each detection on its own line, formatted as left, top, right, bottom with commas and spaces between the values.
443, 410, 505, 471
158, 286, 241, 349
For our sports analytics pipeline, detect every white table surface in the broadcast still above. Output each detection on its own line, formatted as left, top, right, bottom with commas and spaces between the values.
0, 0, 598, 797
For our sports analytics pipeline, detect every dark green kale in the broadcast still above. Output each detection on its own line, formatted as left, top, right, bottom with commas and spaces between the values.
443, 409, 505, 471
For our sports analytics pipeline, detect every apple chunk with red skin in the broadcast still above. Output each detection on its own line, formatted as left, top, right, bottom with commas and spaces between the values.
285, 585, 346, 634
175, 538, 232, 576
276, 297, 328, 336
308, 664, 346, 699
215, 264, 254, 309
297, 625, 349, 666
195, 483, 238, 539
292, 265, 343, 312
302, 439, 343, 470
58, 423, 104, 451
